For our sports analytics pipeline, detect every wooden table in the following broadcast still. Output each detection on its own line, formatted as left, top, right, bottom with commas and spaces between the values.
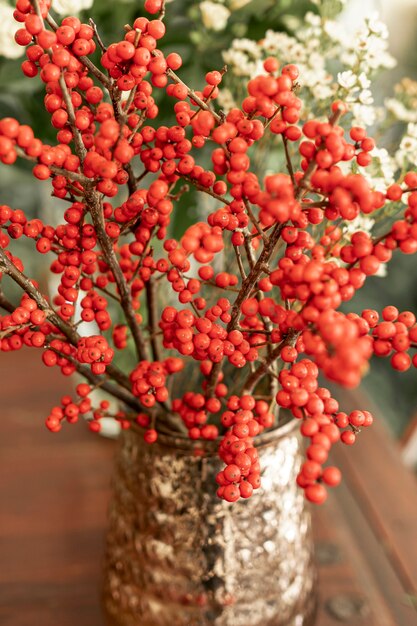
1, 350, 417, 626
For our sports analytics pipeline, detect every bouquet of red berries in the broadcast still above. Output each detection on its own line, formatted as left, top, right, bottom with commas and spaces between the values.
1, 0, 416, 506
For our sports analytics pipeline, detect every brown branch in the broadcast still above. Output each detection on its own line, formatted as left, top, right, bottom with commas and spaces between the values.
109, 85, 137, 195
242, 330, 299, 395
14, 147, 91, 186
243, 199, 267, 243
182, 174, 230, 204
85, 189, 150, 362
282, 135, 296, 186
49, 347, 144, 413
166, 67, 222, 123
145, 277, 162, 362
45, 13, 58, 30
58, 74, 87, 163
33, 0, 87, 162
206, 221, 286, 397
89, 18, 107, 53
0, 289, 15, 313
158, 0, 167, 19
264, 105, 282, 130
0, 246, 131, 391
294, 107, 343, 201
79, 55, 111, 88
233, 244, 247, 280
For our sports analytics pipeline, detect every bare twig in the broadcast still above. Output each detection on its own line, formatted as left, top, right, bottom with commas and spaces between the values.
233, 244, 247, 280
0, 289, 15, 313
243, 199, 268, 243
0, 246, 131, 391
205, 221, 286, 397
49, 347, 144, 412
166, 66, 222, 123
145, 277, 162, 362
282, 135, 296, 186
85, 189, 150, 362
242, 330, 299, 395
89, 18, 107, 53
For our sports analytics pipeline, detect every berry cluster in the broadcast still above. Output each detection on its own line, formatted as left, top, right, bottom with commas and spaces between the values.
172, 391, 220, 440
276, 358, 373, 503
130, 356, 183, 407
365, 306, 417, 371
216, 396, 274, 502
76, 335, 113, 374
1, 0, 417, 506
45, 383, 127, 433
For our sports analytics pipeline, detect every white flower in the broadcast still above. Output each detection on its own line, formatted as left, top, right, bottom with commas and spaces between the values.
396, 131, 417, 168
359, 89, 373, 105
0, 2, 23, 59
52, 0, 94, 14
216, 87, 236, 112
367, 13, 389, 38
399, 135, 417, 154
232, 38, 261, 57
337, 70, 357, 89
304, 12, 321, 27
311, 83, 334, 101
351, 103, 377, 127
407, 123, 417, 139
200, 1, 231, 31
370, 147, 396, 187
343, 215, 375, 237
357, 72, 371, 89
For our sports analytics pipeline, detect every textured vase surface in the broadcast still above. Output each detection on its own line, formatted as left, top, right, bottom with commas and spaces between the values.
103, 419, 317, 626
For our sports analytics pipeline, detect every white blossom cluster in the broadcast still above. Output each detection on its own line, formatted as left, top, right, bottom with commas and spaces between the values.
199, 0, 252, 32
395, 123, 417, 169
221, 11, 395, 127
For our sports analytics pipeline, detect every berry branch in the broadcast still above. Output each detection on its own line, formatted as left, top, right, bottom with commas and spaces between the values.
3, 1, 415, 505
85, 189, 150, 362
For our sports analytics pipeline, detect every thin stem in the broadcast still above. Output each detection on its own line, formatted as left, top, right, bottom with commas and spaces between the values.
0, 246, 131, 391
33, 0, 86, 163
242, 330, 299, 394
166, 66, 222, 123
15, 147, 91, 186
233, 244, 247, 280
89, 18, 107, 53
145, 277, 162, 362
158, 0, 167, 19
79, 55, 111, 88
182, 174, 229, 204
282, 135, 295, 186
85, 189, 150, 362
0, 289, 15, 313
109, 85, 137, 195
206, 221, 286, 397
49, 347, 144, 412
243, 199, 267, 243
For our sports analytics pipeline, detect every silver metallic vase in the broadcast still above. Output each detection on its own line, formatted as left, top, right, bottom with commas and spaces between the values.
103, 418, 317, 626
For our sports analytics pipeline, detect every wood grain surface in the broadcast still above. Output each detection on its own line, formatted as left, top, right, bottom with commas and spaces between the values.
1, 350, 417, 626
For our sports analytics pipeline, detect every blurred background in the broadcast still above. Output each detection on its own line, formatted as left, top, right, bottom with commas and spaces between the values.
1, 0, 417, 457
